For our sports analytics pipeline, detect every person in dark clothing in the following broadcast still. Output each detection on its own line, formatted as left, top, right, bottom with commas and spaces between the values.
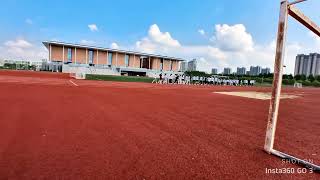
175, 74, 179, 84
159, 73, 163, 84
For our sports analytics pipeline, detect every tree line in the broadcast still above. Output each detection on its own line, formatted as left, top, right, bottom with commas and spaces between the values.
183, 71, 320, 87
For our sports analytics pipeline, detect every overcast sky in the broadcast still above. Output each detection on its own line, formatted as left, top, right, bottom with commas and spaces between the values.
0, 0, 319, 74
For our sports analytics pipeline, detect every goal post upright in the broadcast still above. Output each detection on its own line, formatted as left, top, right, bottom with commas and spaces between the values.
264, 0, 320, 172
264, 0, 288, 153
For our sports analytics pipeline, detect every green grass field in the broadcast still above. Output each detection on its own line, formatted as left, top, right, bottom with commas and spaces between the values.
86, 74, 155, 83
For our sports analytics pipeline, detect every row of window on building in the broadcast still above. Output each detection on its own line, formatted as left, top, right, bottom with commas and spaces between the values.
65, 48, 174, 70
67, 48, 119, 65
294, 53, 320, 76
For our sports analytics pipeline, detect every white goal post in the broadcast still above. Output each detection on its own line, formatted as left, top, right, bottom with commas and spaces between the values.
264, 0, 320, 172
69, 72, 86, 79
293, 82, 302, 88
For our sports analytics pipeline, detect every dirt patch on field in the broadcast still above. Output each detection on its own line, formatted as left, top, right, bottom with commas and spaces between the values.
214, 91, 299, 100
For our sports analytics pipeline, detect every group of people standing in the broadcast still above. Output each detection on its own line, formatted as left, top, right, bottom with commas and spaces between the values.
152, 73, 256, 86
152, 73, 191, 84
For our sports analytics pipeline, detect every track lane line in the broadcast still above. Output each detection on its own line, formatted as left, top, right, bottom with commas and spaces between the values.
69, 79, 79, 86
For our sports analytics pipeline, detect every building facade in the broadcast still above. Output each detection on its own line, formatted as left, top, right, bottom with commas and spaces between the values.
187, 59, 197, 71
180, 61, 187, 72
236, 67, 246, 75
43, 41, 185, 76
261, 67, 271, 75
211, 68, 218, 74
223, 68, 232, 75
249, 66, 262, 76
294, 53, 320, 76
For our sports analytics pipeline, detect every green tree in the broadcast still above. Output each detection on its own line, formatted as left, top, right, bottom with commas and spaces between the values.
294, 74, 302, 80
308, 75, 315, 82
287, 74, 294, 80
283, 74, 291, 79
185, 71, 209, 77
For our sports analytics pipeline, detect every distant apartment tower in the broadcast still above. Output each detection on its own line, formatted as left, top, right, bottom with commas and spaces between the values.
236, 67, 246, 75
294, 53, 320, 76
180, 61, 187, 72
211, 68, 218, 74
187, 59, 197, 71
249, 66, 262, 76
261, 67, 271, 75
223, 68, 232, 75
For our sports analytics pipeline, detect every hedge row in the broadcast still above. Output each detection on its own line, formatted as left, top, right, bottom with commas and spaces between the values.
85, 74, 154, 83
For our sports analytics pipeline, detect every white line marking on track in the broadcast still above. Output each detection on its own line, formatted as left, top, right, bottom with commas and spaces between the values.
69, 79, 79, 86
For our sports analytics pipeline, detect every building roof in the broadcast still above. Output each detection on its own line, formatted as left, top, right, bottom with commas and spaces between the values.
43, 41, 185, 61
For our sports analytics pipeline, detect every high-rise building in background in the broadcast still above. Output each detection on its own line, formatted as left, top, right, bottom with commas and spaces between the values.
261, 68, 271, 75
249, 66, 262, 76
180, 61, 187, 72
187, 59, 197, 71
211, 68, 218, 74
294, 53, 320, 76
236, 67, 246, 75
217, 66, 270, 76
223, 68, 232, 75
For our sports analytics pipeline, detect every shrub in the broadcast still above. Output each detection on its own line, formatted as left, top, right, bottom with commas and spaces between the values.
312, 80, 320, 87
283, 79, 295, 85
263, 78, 273, 84
86, 74, 154, 83
282, 79, 289, 85
302, 80, 312, 86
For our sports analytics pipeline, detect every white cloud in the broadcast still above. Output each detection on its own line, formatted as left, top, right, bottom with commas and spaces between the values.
80, 40, 95, 45
148, 24, 180, 47
25, 18, 33, 25
211, 24, 254, 52
88, 24, 98, 32
0, 38, 47, 61
198, 29, 205, 35
309, 32, 320, 48
110, 42, 119, 49
5, 39, 33, 49
135, 24, 180, 53
132, 24, 303, 74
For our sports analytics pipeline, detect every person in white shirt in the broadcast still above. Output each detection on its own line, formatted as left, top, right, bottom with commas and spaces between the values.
170, 74, 175, 84
179, 75, 184, 84
152, 73, 158, 83
163, 74, 168, 84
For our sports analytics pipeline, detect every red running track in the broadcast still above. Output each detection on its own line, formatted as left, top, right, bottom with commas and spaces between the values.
0, 70, 319, 179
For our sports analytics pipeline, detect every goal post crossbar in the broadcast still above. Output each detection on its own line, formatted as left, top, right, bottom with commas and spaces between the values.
264, 0, 320, 172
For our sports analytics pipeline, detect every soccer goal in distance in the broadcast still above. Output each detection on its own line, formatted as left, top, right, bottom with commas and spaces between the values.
69, 72, 86, 79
